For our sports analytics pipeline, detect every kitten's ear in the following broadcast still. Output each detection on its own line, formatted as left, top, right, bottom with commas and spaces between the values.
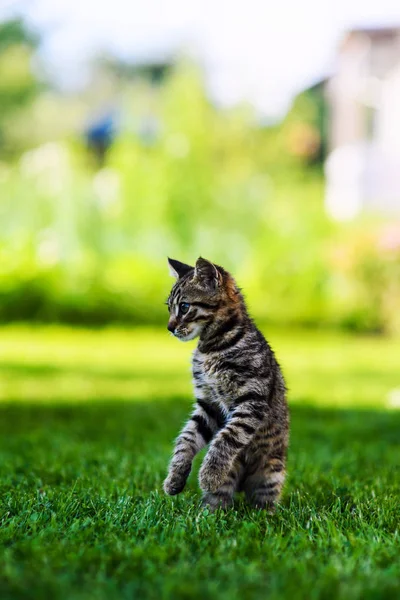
194, 257, 222, 289
167, 258, 193, 279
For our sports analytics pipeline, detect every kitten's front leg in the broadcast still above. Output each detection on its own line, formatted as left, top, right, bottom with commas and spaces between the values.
164, 402, 218, 496
163, 460, 192, 496
199, 393, 267, 493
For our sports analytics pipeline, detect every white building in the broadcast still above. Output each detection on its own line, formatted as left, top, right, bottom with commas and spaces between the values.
325, 27, 400, 220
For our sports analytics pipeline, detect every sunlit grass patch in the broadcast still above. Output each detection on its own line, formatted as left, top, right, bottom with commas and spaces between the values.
0, 325, 398, 407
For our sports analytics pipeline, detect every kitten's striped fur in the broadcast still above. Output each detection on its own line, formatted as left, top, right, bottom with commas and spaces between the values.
163, 257, 289, 511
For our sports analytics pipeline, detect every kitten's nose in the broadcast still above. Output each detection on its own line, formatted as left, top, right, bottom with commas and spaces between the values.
167, 320, 176, 333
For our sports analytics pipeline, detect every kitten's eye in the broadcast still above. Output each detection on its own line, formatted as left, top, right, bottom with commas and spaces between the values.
179, 302, 190, 315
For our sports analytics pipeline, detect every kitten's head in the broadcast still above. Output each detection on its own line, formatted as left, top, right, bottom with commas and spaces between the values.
166, 257, 241, 341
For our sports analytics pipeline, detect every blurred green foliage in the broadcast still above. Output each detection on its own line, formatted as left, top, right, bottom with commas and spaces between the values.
0, 18, 40, 154
0, 45, 399, 333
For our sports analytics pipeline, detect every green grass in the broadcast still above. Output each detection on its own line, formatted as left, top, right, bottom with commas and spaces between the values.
0, 326, 399, 600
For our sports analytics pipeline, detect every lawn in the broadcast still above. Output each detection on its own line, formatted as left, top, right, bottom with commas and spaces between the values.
0, 326, 399, 600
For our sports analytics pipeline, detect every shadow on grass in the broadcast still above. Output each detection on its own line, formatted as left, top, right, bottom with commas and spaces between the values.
0, 361, 180, 380
0, 396, 399, 508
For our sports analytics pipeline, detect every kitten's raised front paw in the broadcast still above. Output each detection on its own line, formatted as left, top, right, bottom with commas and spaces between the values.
163, 469, 189, 496
199, 461, 226, 493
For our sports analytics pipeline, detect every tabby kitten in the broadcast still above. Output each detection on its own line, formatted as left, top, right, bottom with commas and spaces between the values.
163, 257, 289, 511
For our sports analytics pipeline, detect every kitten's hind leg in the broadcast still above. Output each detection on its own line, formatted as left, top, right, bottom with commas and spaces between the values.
201, 457, 244, 511
243, 443, 287, 512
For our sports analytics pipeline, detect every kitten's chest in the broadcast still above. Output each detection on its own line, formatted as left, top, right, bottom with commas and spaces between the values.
192, 350, 236, 403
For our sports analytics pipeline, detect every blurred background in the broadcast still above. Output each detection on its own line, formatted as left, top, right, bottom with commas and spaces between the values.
0, 0, 400, 333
